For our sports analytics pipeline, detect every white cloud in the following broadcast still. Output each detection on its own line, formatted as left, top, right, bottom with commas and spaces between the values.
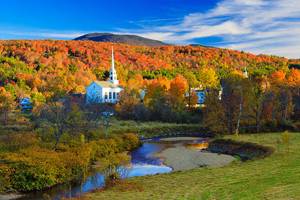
0, 29, 84, 39
38, 32, 83, 39
137, 32, 174, 42
1, 0, 299, 58
126, 0, 300, 58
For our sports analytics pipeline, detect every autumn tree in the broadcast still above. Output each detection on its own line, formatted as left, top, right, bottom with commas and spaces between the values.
0, 87, 16, 125
204, 75, 245, 134
168, 75, 188, 112
246, 80, 268, 132
203, 90, 225, 133
116, 88, 143, 120
221, 76, 245, 134
126, 74, 144, 91
287, 69, 300, 86
197, 68, 219, 89
270, 70, 286, 85
287, 69, 300, 119
269, 71, 294, 123
144, 81, 169, 121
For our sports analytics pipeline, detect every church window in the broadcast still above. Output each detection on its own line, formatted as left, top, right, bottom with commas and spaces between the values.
113, 92, 116, 99
105, 92, 108, 99
109, 92, 112, 99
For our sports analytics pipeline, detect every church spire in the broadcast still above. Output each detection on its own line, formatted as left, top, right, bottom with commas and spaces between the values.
111, 46, 115, 71
109, 47, 119, 85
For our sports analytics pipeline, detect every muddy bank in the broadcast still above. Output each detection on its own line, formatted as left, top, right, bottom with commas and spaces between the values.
208, 139, 274, 160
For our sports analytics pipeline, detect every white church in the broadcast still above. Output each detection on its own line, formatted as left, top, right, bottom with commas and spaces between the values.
86, 47, 123, 104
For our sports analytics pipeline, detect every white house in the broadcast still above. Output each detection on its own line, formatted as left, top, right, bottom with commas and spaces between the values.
19, 97, 33, 110
194, 89, 206, 104
86, 47, 123, 104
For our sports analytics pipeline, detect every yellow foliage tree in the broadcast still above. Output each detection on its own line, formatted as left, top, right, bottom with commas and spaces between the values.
198, 68, 219, 89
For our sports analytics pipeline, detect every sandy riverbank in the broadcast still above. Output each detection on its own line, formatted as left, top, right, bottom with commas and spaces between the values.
159, 137, 204, 142
0, 194, 24, 200
156, 145, 235, 171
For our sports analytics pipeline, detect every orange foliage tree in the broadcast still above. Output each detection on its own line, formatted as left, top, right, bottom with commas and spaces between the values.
168, 75, 188, 112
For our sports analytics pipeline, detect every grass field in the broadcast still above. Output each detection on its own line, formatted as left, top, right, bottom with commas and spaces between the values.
81, 132, 300, 200
108, 120, 203, 138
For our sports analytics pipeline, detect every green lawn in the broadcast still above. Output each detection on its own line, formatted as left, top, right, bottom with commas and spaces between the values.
83, 132, 300, 200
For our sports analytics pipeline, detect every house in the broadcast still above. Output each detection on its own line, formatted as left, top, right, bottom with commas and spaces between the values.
19, 97, 33, 111
86, 47, 123, 104
194, 89, 206, 104
243, 67, 249, 78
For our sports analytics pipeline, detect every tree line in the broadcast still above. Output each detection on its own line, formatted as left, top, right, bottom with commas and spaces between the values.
117, 69, 300, 133
0, 40, 298, 133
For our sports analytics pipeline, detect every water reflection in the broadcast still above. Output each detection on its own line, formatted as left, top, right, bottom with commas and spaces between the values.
131, 143, 165, 165
127, 164, 172, 177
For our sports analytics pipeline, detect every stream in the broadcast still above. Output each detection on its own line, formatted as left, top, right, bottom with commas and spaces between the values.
17, 137, 230, 200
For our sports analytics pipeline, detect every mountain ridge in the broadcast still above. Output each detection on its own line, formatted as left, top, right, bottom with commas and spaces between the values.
74, 33, 167, 47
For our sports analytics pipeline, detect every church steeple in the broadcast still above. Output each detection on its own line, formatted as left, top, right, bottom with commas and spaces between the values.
243, 67, 248, 78
109, 47, 119, 85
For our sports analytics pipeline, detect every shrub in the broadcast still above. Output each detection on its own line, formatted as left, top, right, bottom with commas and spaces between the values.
0, 133, 38, 152
0, 164, 13, 193
0, 133, 140, 192
113, 133, 141, 151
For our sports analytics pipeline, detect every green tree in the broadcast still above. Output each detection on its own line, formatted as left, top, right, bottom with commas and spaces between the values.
183, 71, 199, 108
35, 101, 86, 149
247, 81, 267, 133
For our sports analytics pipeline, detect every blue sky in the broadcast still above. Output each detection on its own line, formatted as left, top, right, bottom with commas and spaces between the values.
0, 0, 300, 58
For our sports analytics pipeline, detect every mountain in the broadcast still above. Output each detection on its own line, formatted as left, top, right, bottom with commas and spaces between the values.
74, 33, 167, 46
189, 44, 217, 48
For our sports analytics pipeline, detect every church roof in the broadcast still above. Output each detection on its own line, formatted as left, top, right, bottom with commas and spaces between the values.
94, 81, 122, 88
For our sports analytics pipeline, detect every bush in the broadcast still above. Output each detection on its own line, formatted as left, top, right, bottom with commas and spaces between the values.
0, 133, 38, 152
0, 133, 140, 192
113, 133, 141, 152
0, 164, 13, 193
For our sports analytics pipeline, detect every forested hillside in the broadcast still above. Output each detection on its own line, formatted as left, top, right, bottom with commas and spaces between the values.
0, 40, 297, 101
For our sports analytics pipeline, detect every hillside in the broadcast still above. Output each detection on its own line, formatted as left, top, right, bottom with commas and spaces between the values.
74, 33, 166, 46
0, 40, 297, 99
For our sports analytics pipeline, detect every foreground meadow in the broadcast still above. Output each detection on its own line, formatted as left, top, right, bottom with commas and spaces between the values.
81, 132, 300, 200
